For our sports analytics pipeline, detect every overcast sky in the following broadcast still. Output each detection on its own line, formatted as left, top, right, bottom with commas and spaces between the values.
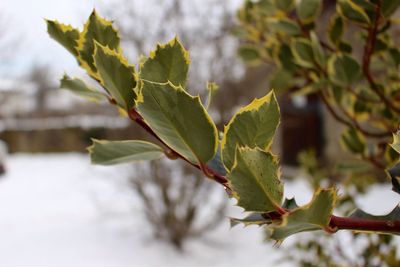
0, 0, 105, 78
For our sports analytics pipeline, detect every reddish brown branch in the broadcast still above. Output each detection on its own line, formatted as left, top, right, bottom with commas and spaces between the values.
329, 215, 400, 234
362, 1, 400, 114
319, 92, 391, 138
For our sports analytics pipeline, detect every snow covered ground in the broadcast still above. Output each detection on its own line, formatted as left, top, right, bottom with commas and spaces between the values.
0, 154, 398, 267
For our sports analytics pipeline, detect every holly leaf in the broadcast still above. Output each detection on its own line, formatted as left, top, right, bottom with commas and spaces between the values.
136, 81, 218, 164
340, 127, 366, 154
350, 205, 400, 222
204, 82, 219, 109
238, 45, 262, 65
230, 213, 268, 227
291, 38, 315, 68
328, 54, 362, 87
390, 132, 400, 155
207, 142, 227, 176
282, 197, 299, 210
77, 10, 121, 78
296, 0, 322, 23
267, 17, 301, 36
221, 91, 280, 171
93, 42, 136, 110
328, 15, 344, 46
388, 164, 400, 195
337, 0, 371, 26
46, 20, 80, 57
228, 147, 283, 212
140, 38, 189, 87
381, 0, 400, 18
60, 74, 106, 101
270, 188, 336, 241
88, 139, 164, 165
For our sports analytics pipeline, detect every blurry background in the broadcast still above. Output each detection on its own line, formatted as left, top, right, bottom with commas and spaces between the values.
0, 0, 399, 266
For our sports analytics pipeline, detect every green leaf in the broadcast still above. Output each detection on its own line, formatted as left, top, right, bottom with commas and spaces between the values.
230, 213, 268, 227
88, 139, 164, 165
221, 91, 280, 171
93, 42, 136, 110
328, 15, 344, 45
270, 188, 336, 240
238, 45, 261, 65
390, 133, 400, 155
291, 38, 315, 68
381, 0, 400, 18
140, 38, 190, 87
327, 54, 361, 87
296, 0, 321, 23
267, 17, 301, 36
205, 82, 219, 109
350, 205, 400, 222
274, 0, 294, 12
228, 147, 283, 212
136, 81, 218, 164
282, 197, 299, 210
269, 69, 294, 91
340, 127, 366, 154
46, 20, 80, 57
60, 74, 106, 101
388, 164, 400, 195
207, 142, 227, 176
337, 0, 371, 26
310, 31, 325, 67
78, 10, 121, 78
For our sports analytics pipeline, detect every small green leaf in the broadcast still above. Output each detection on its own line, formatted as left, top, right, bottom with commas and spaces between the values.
205, 82, 219, 109
296, 0, 321, 23
140, 38, 190, 87
291, 38, 315, 68
274, 0, 294, 12
238, 45, 262, 64
207, 142, 227, 176
337, 0, 371, 26
390, 132, 400, 154
228, 147, 283, 212
267, 17, 301, 36
221, 91, 280, 171
46, 20, 80, 57
136, 81, 218, 164
340, 128, 366, 154
88, 139, 164, 165
350, 205, 400, 222
269, 69, 294, 91
93, 43, 137, 110
270, 188, 336, 240
328, 54, 361, 87
310, 31, 325, 67
60, 74, 106, 101
78, 10, 121, 78
230, 213, 268, 227
388, 164, 400, 195
328, 15, 344, 45
381, 0, 400, 18
282, 197, 299, 210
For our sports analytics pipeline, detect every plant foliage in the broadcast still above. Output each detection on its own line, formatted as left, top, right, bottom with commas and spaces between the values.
47, 1, 400, 242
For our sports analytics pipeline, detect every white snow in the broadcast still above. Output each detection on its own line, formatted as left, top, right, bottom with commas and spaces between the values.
0, 154, 398, 267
